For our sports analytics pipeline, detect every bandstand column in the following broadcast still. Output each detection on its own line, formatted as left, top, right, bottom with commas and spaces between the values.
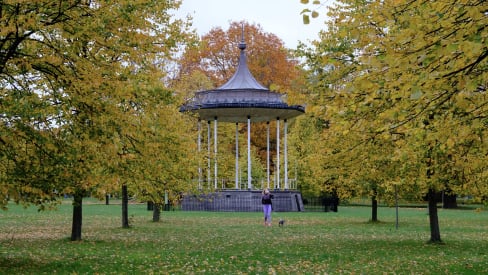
207, 121, 211, 189
284, 119, 288, 190
235, 122, 239, 189
266, 121, 270, 189
276, 117, 280, 190
247, 116, 251, 190
197, 120, 202, 189
214, 117, 218, 189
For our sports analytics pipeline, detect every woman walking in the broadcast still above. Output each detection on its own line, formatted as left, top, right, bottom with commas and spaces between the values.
261, 188, 273, 226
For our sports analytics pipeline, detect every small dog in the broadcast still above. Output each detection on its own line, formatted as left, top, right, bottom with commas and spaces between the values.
278, 218, 285, 227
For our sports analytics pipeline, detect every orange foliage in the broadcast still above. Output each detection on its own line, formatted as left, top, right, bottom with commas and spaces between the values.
178, 21, 301, 90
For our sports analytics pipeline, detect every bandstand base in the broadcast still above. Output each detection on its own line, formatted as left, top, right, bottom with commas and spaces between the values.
181, 190, 304, 212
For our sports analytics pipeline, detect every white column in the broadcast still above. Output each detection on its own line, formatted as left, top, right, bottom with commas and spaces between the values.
214, 117, 218, 189
247, 116, 251, 190
276, 117, 280, 190
266, 121, 270, 189
197, 120, 202, 189
235, 122, 239, 189
207, 121, 211, 189
284, 119, 288, 190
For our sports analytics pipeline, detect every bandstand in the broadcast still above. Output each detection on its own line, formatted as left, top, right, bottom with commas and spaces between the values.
179, 32, 305, 212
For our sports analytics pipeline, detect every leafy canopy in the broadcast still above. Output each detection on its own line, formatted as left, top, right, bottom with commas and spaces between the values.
297, 0, 487, 200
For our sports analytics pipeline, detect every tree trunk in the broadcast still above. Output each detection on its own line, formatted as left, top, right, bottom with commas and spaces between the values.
427, 188, 443, 243
122, 184, 129, 228
371, 193, 378, 222
152, 203, 161, 222
71, 192, 83, 241
105, 194, 110, 205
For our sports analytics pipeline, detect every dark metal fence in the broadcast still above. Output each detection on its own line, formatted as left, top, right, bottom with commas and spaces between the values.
302, 196, 339, 212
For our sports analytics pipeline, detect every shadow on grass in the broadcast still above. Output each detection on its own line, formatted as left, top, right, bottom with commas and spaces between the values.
365, 219, 387, 224
0, 256, 39, 272
0, 255, 108, 274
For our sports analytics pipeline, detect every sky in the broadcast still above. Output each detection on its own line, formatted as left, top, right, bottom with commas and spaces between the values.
174, 0, 331, 49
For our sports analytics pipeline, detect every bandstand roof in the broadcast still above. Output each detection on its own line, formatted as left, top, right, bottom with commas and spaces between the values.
179, 37, 305, 123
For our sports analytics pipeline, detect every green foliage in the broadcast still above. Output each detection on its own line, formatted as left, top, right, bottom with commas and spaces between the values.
1, 202, 487, 273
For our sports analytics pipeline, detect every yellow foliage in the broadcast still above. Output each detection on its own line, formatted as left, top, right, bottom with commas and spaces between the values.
295, 0, 488, 201
0, 0, 194, 208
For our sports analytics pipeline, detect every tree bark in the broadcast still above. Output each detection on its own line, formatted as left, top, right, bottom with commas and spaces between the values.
427, 188, 443, 243
71, 192, 83, 241
371, 193, 378, 222
122, 184, 129, 228
152, 203, 161, 222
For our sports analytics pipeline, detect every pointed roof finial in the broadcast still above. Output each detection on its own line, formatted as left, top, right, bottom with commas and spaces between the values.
238, 23, 246, 50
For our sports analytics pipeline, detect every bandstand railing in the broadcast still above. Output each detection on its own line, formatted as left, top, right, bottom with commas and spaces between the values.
194, 178, 298, 191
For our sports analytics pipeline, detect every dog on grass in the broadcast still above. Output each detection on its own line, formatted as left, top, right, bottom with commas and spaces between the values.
278, 218, 285, 227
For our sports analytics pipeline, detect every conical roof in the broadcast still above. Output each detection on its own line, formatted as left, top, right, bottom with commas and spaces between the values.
180, 35, 304, 123
217, 40, 267, 90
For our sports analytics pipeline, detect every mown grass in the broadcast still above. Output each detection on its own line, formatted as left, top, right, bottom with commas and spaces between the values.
0, 200, 487, 274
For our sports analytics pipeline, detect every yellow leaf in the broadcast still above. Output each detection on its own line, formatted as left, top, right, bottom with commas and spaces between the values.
446, 138, 455, 149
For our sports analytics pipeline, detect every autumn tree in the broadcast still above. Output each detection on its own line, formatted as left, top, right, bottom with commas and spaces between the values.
131, 88, 198, 222
299, 0, 487, 243
178, 21, 301, 89
1, 0, 193, 240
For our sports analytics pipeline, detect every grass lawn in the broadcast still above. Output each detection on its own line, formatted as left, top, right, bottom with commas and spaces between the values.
0, 199, 487, 274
